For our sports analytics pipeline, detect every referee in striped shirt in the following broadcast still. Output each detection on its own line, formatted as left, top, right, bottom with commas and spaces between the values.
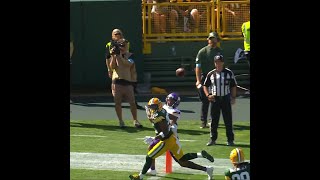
203, 55, 237, 146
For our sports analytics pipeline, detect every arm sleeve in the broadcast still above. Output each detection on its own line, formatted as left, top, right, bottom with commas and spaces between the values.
118, 54, 134, 67
195, 49, 202, 65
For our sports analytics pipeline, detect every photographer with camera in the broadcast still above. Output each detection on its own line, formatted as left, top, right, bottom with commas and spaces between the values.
106, 29, 128, 78
109, 38, 143, 129
105, 29, 144, 110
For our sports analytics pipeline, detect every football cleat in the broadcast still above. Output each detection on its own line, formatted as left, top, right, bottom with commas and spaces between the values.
146, 168, 157, 176
201, 150, 214, 162
129, 174, 142, 180
206, 166, 214, 180
229, 148, 245, 164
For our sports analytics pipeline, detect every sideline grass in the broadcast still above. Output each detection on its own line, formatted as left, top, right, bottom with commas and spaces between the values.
70, 120, 250, 159
70, 119, 250, 179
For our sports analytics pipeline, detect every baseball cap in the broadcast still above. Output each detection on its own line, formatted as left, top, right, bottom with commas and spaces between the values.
214, 54, 224, 62
112, 29, 123, 35
208, 32, 220, 39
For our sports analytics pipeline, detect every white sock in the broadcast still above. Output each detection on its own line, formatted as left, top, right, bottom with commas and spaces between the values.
197, 152, 202, 158
139, 172, 144, 179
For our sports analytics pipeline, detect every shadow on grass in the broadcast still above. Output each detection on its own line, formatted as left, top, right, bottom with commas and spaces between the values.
157, 172, 204, 180
180, 110, 195, 113
71, 102, 146, 111
217, 124, 250, 131
233, 124, 250, 130
71, 95, 202, 103
155, 176, 185, 180
215, 142, 250, 148
72, 102, 194, 113
70, 122, 210, 135
70, 122, 153, 133
177, 128, 210, 135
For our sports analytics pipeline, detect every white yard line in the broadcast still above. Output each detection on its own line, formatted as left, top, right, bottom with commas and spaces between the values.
70, 135, 196, 142
70, 152, 236, 175
71, 135, 249, 145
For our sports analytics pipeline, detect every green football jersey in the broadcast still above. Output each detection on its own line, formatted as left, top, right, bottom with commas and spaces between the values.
151, 109, 170, 135
224, 162, 250, 180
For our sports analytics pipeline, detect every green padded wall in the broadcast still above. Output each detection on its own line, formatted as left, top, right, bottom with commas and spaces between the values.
70, 0, 143, 90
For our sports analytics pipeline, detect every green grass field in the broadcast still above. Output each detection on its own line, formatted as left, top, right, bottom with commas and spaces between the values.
70, 119, 250, 180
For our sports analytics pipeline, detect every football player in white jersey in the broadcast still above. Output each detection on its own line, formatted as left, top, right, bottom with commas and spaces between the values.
163, 92, 181, 138
145, 93, 214, 176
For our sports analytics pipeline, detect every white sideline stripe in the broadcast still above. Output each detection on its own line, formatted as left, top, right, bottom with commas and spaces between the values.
71, 135, 248, 145
70, 135, 197, 142
70, 152, 239, 175
136, 138, 196, 142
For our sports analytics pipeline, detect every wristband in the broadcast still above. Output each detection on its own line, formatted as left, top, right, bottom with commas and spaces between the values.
158, 132, 165, 138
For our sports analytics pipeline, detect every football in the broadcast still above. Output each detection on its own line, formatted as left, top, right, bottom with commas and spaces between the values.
176, 67, 185, 77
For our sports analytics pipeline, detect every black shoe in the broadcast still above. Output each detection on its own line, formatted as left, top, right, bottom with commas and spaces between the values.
135, 124, 143, 128
119, 121, 126, 128
206, 140, 216, 146
200, 121, 208, 129
134, 121, 143, 128
227, 141, 235, 146
201, 150, 214, 162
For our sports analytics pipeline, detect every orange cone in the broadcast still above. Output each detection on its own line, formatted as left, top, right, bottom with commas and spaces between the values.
165, 150, 172, 173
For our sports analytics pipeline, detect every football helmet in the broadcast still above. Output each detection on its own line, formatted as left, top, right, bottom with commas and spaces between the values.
146, 98, 163, 117
166, 92, 180, 108
229, 148, 245, 164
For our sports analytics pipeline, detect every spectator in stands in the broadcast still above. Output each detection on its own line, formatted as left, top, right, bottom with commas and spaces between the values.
195, 32, 223, 129
213, 3, 237, 33
170, 0, 200, 33
150, 0, 183, 37
105, 29, 144, 109
109, 38, 143, 129
151, 0, 170, 34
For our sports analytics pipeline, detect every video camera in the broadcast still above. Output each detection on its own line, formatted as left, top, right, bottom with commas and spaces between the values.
110, 40, 125, 55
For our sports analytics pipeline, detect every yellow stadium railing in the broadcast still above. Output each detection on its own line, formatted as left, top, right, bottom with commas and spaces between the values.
141, 0, 250, 54
217, 0, 250, 38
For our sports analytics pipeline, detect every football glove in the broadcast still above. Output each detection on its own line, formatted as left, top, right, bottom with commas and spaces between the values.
143, 136, 154, 145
